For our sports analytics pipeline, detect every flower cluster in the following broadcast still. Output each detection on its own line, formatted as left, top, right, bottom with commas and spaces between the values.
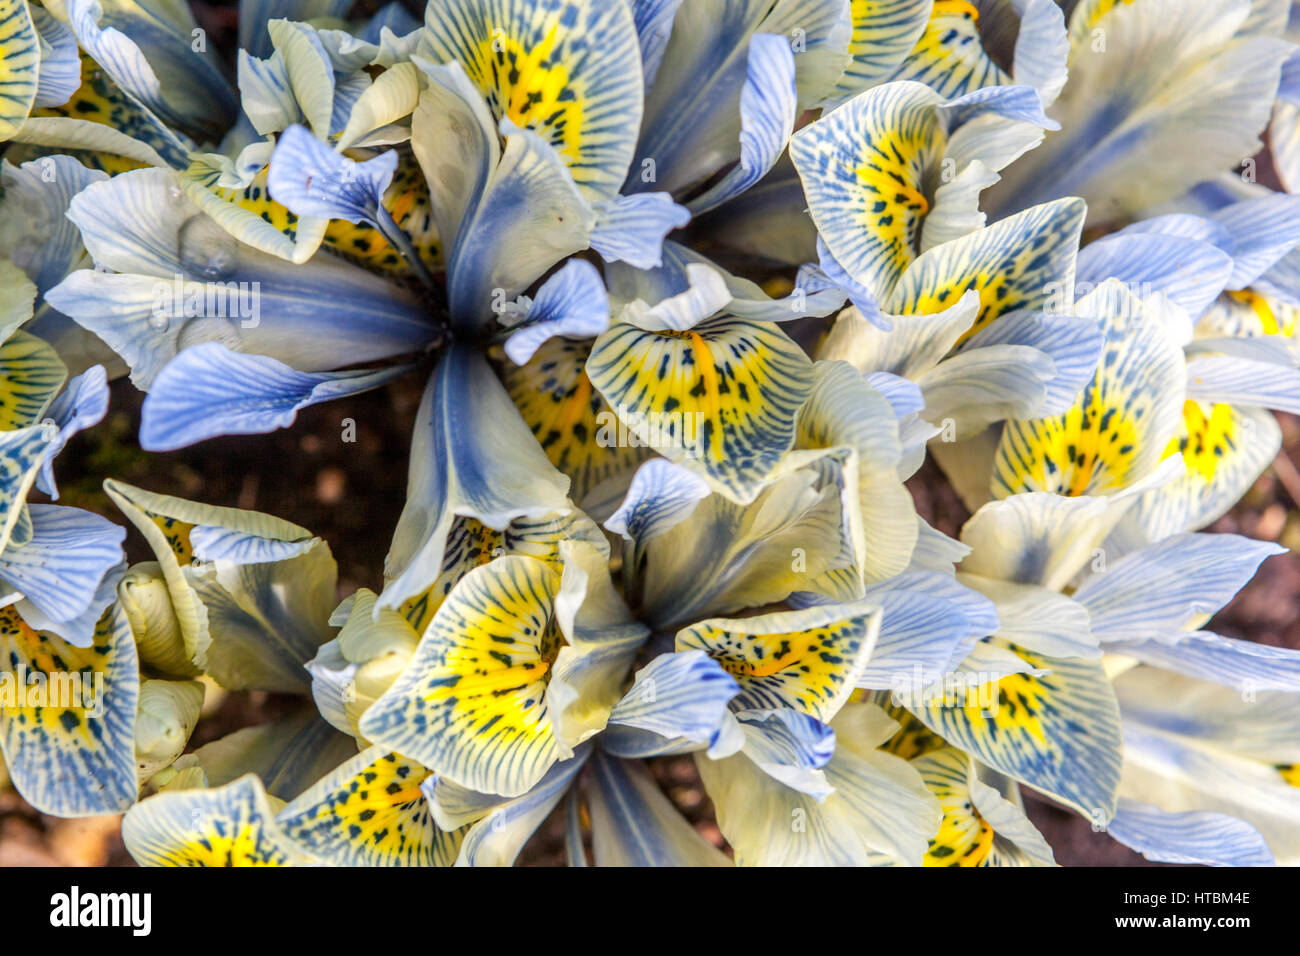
1, 0, 1299, 867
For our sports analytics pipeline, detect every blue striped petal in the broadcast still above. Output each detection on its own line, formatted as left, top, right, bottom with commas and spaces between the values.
0, 504, 124, 646
49, 168, 435, 388
829, 0, 932, 102
687, 33, 796, 215
34, 365, 109, 499
64, 0, 237, 143
1210, 193, 1300, 290
736, 707, 836, 799
268, 124, 398, 224
446, 122, 593, 332
1073, 531, 1284, 641
583, 750, 731, 865
962, 308, 1103, 416
589, 192, 690, 269
140, 342, 414, 450
123, 774, 313, 866
1108, 799, 1274, 867
630, 0, 685, 91
604, 458, 710, 542
603, 649, 739, 753
378, 346, 572, 612
0, 155, 107, 298
419, 0, 642, 204
452, 747, 590, 866
30, 5, 79, 110
1076, 232, 1234, 320
503, 259, 609, 365
238, 0, 351, 59
1121, 631, 1300, 694
1184, 355, 1300, 415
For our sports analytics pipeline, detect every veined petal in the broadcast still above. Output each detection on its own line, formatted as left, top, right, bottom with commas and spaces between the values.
63, 0, 237, 142
603, 649, 740, 755
1114, 402, 1279, 546
0, 602, 138, 816
736, 707, 837, 799
898, 640, 1122, 819
885, 197, 1085, 342
676, 601, 882, 723
140, 342, 413, 450
630, 0, 685, 92
889, 0, 1011, 97
791, 81, 947, 301
452, 747, 589, 865
34, 365, 109, 500
0, 328, 66, 430
0, 504, 124, 645
361, 556, 566, 798
446, 122, 594, 331
587, 314, 813, 503
502, 259, 609, 366
267, 124, 399, 223
633, 0, 844, 196
604, 457, 710, 543
1184, 355, 1300, 415
0, 0, 38, 140
955, 572, 1097, 659
1073, 531, 1284, 640
380, 347, 572, 613
792, 360, 918, 584
187, 538, 338, 693
992, 0, 1291, 226
102, 479, 316, 670
687, 32, 796, 216
277, 746, 462, 866
828, 0, 933, 102
0, 154, 107, 300
632, 469, 843, 629
589, 192, 690, 269
1118, 631, 1300, 694
420, 0, 642, 204
51, 169, 434, 387
992, 281, 1187, 497
912, 745, 1055, 866
0, 424, 57, 556
1108, 798, 1273, 867
1075, 232, 1234, 321
583, 750, 731, 865
123, 774, 314, 866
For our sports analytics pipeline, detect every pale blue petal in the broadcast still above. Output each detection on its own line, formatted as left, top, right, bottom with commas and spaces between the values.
605, 650, 739, 747
1108, 799, 1275, 866
268, 124, 398, 224
35, 365, 109, 500
1074, 532, 1284, 641
585, 751, 730, 865
1210, 194, 1300, 289
503, 260, 609, 365
687, 33, 796, 216
1075, 233, 1234, 320
590, 193, 690, 269
0, 504, 124, 637
140, 343, 413, 450
604, 458, 711, 542
1184, 355, 1300, 414
1123, 631, 1300, 693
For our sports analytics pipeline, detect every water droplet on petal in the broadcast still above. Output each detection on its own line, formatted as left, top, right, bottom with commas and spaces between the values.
177, 215, 239, 281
